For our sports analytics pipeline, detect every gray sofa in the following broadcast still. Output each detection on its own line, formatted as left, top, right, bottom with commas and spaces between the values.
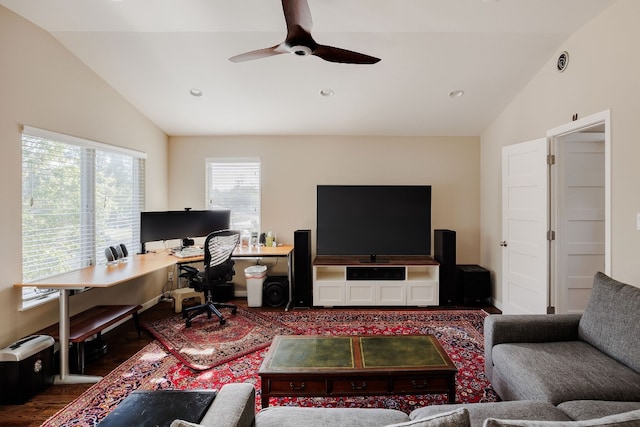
484, 271, 640, 405
171, 272, 640, 427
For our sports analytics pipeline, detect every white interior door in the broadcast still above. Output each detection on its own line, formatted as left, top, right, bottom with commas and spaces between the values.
501, 138, 549, 314
552, 132, 606, 314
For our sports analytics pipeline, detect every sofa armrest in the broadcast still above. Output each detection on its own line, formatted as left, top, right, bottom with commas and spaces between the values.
171, 383, 256, 427
484, 314, 581, 380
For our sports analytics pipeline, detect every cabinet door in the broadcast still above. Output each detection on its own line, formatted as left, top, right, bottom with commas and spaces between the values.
406, 282, 438, 306
347, 282, 376, 305
314, 281, 345, 306
376, 282, 406, 305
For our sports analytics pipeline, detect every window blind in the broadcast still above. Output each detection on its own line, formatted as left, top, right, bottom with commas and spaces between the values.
206, 158, 261, 232
21, 126, 145, 306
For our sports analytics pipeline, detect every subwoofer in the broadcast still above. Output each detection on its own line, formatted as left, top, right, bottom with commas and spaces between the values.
263, 276, 288, 307
434, 229, 457, 306
293, 229, 312, 307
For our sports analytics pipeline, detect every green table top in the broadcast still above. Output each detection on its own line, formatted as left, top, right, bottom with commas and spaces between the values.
266, 335, 450, 370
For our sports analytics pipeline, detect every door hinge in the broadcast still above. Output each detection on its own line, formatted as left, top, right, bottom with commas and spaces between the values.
547, 154, 555, 165
547, 230, 556, 241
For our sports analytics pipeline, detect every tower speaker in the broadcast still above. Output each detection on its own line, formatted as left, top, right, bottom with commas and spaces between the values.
263, 276, 289, 307
293, 229, 312, 307
434, 229, 457, 306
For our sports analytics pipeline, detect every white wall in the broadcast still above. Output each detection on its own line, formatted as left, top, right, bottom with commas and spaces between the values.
0, 6, 169, 345
480, 0, 640, 306
169, 135, 482, 294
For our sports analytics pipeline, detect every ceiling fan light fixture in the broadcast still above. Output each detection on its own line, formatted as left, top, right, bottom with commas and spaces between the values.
320, 89, 334, 97
190, 88, 203, 97
449, 89, 464, 98
290, 45, 312, 56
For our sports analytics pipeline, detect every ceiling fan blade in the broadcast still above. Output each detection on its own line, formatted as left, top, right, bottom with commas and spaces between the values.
229, 44, 288, 63
282, 0, 313, 35
313, 45, 381, 64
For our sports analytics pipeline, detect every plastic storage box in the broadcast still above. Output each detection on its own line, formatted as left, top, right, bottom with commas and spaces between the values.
0, 335, 54, 404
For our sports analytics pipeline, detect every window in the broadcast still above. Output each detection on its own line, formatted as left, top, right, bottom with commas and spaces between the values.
206, 158, 261, 232
21, 126, 145, 306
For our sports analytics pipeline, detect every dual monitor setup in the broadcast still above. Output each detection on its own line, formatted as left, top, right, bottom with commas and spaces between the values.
139, 209, 231, 254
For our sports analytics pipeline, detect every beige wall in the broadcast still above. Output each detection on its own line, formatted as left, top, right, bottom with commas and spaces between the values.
480, 0, 640, 307
168, 135, 481, 294
0, 7, 169, 346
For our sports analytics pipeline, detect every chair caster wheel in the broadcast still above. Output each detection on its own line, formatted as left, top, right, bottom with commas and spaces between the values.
231, 308, 237, 315
220, 318, 226, 326
186, 320, 192, 328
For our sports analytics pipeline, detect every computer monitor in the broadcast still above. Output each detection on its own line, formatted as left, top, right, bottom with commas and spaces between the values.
140, 209, 231, 252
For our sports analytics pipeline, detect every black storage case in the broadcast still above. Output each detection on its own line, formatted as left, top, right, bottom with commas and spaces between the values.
0, 335, 54, 404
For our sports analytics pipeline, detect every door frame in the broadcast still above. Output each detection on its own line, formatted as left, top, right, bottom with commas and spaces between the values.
546, 110, 611, 312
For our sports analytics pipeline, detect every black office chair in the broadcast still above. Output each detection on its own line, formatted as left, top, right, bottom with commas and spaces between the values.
178, 230, 240, 327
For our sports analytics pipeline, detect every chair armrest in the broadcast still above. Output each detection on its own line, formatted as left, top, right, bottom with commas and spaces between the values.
484, 314, 582, 380
171, 384, 256, 427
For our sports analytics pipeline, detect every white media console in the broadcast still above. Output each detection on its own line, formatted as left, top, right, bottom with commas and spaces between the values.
312, 256, 439, 307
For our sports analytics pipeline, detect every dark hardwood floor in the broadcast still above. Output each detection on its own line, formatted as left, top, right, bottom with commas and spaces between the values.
0, 299, 498, 426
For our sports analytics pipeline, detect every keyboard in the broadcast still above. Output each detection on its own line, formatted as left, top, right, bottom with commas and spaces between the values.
172, 247, 204, 258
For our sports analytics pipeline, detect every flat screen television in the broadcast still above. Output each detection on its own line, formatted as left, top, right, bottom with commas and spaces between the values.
140, 209, 231, 251
316, 185, 431, 261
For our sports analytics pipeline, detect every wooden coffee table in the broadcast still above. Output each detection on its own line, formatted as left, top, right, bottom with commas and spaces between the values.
259, 334, 457, 407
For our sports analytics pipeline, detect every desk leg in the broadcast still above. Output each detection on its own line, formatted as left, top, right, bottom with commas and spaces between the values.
54, 289, 102, 384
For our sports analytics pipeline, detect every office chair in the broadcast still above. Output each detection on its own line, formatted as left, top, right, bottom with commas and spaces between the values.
178, 230, 240, 327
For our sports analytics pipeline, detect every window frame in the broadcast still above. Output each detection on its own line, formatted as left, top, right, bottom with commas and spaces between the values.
21, 126, 146, 308
205, 157, 261, 233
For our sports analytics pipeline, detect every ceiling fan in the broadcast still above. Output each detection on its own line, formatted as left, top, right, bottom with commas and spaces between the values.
229, 0, 380, 64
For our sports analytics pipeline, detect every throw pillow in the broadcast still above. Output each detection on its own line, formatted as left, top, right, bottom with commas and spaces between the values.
483, 408, 640, 427
170, 420, 202, 427
386, 408, 470, 427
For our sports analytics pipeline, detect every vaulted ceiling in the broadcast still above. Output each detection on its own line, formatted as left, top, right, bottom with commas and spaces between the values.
0, 0, 615, 136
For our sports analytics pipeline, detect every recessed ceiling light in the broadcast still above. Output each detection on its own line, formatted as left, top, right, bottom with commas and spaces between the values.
320, 89, 334, 97
449, 89, 464, 98
190, 88, 203, 97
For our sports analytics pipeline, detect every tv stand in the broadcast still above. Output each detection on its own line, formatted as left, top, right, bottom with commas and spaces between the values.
313, 256, 439, 307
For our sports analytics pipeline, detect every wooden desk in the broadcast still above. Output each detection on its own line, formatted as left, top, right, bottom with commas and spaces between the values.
14, 246, 295, 384
14, 252, 177, 384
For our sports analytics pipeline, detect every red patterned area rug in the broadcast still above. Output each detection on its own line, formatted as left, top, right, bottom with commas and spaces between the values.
140, 306, 297, 370
43, 309, 498, 427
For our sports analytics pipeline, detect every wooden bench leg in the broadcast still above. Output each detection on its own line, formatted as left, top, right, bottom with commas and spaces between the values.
76, 342, 85, 375
132, 312, 141, 338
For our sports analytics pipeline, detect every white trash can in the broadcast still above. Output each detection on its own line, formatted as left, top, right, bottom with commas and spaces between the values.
245, 265, 267, 307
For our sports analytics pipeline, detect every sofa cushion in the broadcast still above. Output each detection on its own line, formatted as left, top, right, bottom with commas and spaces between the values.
483, 408, 640, 427
254, 406, 410, 427
578, 272, 640, 374
491, 340, 640, 404
410, 401, 570, 427
386, 408, 470, 427
557, 400, 640, 421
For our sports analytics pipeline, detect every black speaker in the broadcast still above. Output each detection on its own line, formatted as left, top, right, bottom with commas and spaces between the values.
263, 276, 289, 307
434, 229, 457, 306
105, 246, 118, 262
293, 229, 312, 307
457, 265, 491, 306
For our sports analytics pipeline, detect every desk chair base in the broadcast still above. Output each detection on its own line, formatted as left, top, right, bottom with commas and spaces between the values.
182, 299, 238, 328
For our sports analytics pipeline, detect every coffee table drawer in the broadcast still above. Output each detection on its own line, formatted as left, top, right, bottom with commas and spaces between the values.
265, 379, 327, 394
331, 379, 389, 393
392, 377, 450, 393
